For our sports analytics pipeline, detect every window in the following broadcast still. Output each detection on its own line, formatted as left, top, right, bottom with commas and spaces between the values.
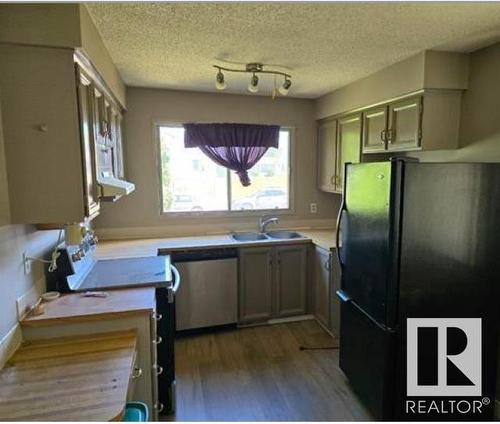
158, 125, 290, 213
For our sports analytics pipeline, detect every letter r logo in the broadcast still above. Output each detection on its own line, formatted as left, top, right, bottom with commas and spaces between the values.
407, 318, 481, 396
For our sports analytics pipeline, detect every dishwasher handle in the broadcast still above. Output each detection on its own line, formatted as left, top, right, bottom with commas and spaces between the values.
168, 264, 181, 304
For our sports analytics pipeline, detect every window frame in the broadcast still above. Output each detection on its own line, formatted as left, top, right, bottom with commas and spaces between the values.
154, 122, 295, 218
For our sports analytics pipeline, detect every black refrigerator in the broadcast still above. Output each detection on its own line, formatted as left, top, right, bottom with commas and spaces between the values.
336, 159, 499, 421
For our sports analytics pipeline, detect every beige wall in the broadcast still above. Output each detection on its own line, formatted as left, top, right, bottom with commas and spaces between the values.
95, 88, 340, 238
79, 5, 126, 107
0, 4, 80, 48
412, 42, 500, 162
0, 93, 60, 360
0, 4, 126, 107
315, 50, 469, 120
315, 52, 426, 119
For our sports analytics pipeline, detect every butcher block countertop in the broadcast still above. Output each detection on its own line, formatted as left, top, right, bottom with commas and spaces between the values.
21, 287, 156, 327
0, 330, 137, 421
96, 228, 337, 259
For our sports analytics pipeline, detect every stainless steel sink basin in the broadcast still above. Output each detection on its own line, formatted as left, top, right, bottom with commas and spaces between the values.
265, 230, 303, 239
231, 232, 268, 242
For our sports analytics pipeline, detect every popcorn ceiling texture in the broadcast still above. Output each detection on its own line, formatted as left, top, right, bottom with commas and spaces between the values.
86, 2, 500, 99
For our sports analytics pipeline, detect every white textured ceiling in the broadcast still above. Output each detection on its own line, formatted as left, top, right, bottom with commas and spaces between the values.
86, 2, 500, 99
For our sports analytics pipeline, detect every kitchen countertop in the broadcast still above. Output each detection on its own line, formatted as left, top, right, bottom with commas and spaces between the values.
21, 287, 156, 327
0, 330, 137, 421
96, 228, 337, 259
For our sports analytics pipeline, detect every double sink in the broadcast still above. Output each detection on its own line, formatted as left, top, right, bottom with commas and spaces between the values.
231, 230, 303, 242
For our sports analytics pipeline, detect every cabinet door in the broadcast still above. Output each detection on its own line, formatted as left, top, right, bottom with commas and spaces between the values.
330, 251, 341, 337
275, 245, 308, 317
317, 119, 338, 192
387, 96, 422, 151
112, 109, 125, 179
92, 87, 114, 180
313, 246, 331, 327
336, 113, 362, 191
238, 247, 273, 323
75, 67, 100, 219
362, 106, 388, 153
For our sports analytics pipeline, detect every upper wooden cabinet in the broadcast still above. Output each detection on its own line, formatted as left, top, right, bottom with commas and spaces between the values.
317, 119, 337, 193
0, 44, 127, 224
361, 91, 461, 154
317, 114, 362, 194
336, 114, 362, 191
76, 67, 100, 219
387, 96, 422, 151
362, 106, 388, 153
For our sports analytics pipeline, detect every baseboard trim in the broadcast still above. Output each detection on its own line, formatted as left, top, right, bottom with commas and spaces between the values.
0, 323, 22, 369
268, 314, 315, 325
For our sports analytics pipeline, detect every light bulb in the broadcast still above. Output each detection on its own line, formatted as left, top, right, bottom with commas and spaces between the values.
215, 70, 226, 90
248, 73, 259, 93
278, 77, 292, 96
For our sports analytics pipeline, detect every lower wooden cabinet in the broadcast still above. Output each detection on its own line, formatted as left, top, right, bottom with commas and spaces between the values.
275, 245, 308, 318
238, 247, 274, 323
22, 312, 160, 420
313, 245, 341, 337
238, 244, 307, 324
313, 246, 331, 328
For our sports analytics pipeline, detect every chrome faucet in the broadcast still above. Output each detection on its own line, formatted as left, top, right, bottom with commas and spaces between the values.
259, 216, 279, 233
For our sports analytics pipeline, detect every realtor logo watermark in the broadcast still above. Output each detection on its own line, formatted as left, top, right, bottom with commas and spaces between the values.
406, 318, 485, 416
407, 318, 481, 396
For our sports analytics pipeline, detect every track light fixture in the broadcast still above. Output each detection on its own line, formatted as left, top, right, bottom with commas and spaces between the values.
215, 69, 226, 90
213, 62, 292, 97
278, 77, 292, 96
248, 73, 259, 93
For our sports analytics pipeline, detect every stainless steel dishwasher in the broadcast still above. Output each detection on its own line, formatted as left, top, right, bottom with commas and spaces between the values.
171, 248, 238, 331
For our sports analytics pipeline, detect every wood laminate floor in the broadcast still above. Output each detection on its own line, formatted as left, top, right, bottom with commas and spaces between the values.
169, 320, 371, 421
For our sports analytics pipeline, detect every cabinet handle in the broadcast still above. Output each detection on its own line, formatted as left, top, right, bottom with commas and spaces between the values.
324, 259, 330, 271
155, 364, 164, 375
153, 336, 163, 345
387, 129, 394, 144
380, 130, 387, 144
152, 312, 163, 321
131, 366, 142, 379
330, 175, 336, 186
154, 402, 164, 413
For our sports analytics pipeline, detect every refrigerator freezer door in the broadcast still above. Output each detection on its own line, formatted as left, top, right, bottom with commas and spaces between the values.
339, 299, 395, 420
339, 162, 394, 326
395, 162, 500, 420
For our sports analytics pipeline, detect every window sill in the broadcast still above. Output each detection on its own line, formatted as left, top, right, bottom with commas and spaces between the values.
159, 208, 296, 219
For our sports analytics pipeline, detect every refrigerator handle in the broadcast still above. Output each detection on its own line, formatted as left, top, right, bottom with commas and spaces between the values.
335, 197, 346, 268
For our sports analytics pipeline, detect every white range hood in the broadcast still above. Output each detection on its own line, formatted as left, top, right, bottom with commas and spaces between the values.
98, 174, 135, 201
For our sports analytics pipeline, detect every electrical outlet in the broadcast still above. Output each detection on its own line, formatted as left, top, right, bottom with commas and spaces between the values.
22, 252, 31, 275
310, 203, 317, 214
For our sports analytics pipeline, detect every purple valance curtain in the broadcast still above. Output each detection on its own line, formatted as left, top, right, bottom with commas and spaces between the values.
184, 123, 280, 186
